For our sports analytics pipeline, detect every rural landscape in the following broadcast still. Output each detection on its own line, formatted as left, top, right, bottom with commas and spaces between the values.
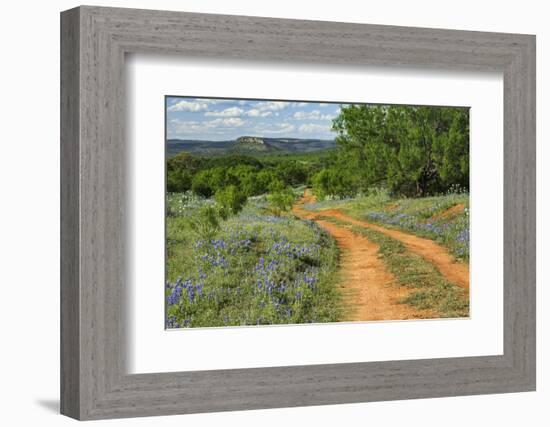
165, 97, 470, 328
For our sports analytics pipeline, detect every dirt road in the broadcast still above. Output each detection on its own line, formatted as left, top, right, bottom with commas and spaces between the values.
296, 190, 469, 290
292, 191, 435, 321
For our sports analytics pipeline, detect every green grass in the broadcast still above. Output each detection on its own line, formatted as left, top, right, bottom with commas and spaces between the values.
166, 194, 343, 328
305, 189, 470, 262
318, 215, 469, 318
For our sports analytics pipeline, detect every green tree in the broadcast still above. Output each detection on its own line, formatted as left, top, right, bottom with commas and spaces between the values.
214, 185, 247, 220
166, 151, 203, 193
331, 104, 469, 197
275, 160, 308, 187
312, 168, 356, 200
191, 170, 215, 198
256, 169, 279, 194
267, 183, 295, 216
431, 109, 469, 189
167, 169, 192, 192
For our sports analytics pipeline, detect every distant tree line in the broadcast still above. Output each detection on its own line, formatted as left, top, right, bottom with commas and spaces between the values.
167, 152, 324, 197
167, 152, 327, 219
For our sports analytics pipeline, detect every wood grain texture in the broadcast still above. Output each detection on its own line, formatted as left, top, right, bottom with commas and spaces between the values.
60, 7, 80, 419
60, 5, 536, 420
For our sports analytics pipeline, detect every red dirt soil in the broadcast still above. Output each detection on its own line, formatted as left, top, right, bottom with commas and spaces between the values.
431, 203, 465, 221
297, 189, 469, 291
320, 209, 470, 291
292, 192, 436, 321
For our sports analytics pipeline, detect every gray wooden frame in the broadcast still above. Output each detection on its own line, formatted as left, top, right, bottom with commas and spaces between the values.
60, 5, 536, 420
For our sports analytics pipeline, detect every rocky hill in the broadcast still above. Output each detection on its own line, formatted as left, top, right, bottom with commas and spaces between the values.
232, 136, 278, 153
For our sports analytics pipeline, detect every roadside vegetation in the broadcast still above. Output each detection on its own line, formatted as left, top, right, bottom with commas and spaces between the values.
318, 215, 469, 317
303, 188, 469, 262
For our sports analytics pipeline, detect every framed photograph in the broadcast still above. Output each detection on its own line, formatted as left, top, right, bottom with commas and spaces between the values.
61, 6, 536, 420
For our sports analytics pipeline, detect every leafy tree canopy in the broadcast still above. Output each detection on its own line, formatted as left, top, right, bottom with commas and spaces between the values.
329, 104, 469, 197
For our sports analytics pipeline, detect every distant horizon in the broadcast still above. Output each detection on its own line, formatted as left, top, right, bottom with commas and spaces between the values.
166, 96, 341, 141
167, 135, 337, 143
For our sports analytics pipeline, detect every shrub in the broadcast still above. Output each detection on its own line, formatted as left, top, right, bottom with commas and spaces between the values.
312, 168, 356, 200
167, 169, 192, 192
192, 205, 220, 240
191, 170, 215, 198
215, 185, 247, 220
267, 186, 295, 216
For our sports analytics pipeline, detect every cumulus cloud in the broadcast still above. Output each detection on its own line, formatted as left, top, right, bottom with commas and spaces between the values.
292, 110, 335, 121
216, 117, 245, 127
298, 123, 330, 133
197, 99, 226, 105
204, 107, 245, 117
169, 117, 245, 135
203, 106, 276, 118
255, 101, 290, 112
167, 97, 339, 139
251, 122, 295, 134
167, 100, 209, 112
245, 109, 273, 118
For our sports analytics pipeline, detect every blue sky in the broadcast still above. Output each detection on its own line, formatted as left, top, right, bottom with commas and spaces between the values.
166, 97, 341, 141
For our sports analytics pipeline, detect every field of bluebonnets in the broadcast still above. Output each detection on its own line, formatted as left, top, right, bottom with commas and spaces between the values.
165, 103, 470, 327
166, 192, 342, 328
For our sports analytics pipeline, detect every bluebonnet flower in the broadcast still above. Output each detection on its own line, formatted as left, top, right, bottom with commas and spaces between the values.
167, 277, 204, 305
457, 229, 469, 244
167, 283, 183, 305
166, 316, 179, 328
210, 238, 227, 251
302, 273, 318, 289
267, 260, 278, 271
200, 253, 229, 268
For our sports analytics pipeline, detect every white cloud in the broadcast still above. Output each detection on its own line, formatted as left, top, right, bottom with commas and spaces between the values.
245, 109, 273, 118
167, 100, 209, 112
298, 123, 329, 133
197, 99, 224, 105
169, 117, 245, 135
292, 110, 335, 121
319, 103, 329, 107
168, 120, 206, 134
291, 102, 308, 107
251, 122, 295, 134
204, 107, 244, 117
255, 101, 290, 112
216, 117, 245, 127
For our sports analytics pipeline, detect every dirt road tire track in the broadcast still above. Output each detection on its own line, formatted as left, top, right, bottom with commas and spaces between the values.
292, 193, 436, 321
319, 209, 469, 291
